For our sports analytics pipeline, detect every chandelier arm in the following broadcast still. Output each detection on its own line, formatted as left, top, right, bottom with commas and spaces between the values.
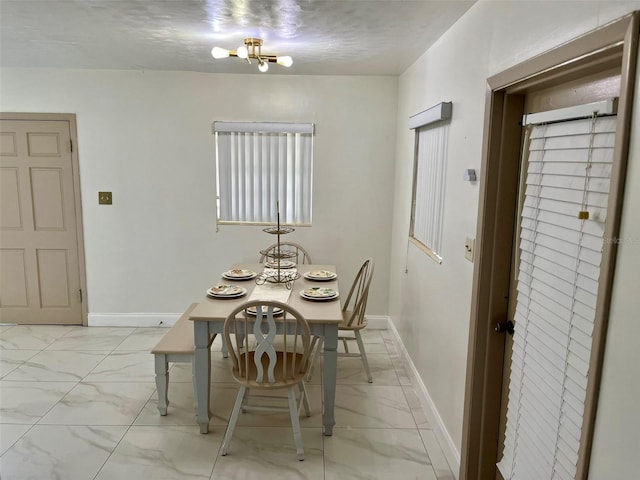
212, 38, 290, 70
228, 51, 252, 64
256, 55, 277, 64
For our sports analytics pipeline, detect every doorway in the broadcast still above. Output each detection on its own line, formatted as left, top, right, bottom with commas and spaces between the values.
460, 12, 639, 480
0, 113, 87, 325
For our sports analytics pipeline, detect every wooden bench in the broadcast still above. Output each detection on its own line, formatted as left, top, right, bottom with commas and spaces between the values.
151, 303, 216, 415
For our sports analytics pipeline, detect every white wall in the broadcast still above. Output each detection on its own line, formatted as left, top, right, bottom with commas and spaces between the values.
0, 70, 397, 319
390, 0, 640, 475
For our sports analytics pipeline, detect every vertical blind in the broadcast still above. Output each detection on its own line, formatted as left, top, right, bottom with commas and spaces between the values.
214, 122, 314, 225
497, 113, 616, 480
411, 123, 449, 258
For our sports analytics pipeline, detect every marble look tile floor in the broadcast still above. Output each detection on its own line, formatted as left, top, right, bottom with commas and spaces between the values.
0, 325, 456, 480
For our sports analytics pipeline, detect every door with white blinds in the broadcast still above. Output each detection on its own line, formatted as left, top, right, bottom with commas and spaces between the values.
497, 108, 617, 480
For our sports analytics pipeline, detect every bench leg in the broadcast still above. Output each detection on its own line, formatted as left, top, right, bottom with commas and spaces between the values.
154, 354, 170, 415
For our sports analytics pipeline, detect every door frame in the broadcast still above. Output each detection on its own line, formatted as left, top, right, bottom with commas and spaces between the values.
1, 112, 88, 326
460, 12, 639, 480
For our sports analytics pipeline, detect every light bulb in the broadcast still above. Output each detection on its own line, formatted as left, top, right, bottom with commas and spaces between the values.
258, 61, 269, 73
276, 56, 293, 67
211, 47, 230, 59
236, 45, 248, 59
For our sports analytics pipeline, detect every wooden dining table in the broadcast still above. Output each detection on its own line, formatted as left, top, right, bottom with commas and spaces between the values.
189, 263, 343, 436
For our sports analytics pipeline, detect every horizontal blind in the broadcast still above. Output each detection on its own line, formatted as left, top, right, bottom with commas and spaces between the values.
216, 128, 313, 225
412, 123, 449, 257
498, 114, 616, 480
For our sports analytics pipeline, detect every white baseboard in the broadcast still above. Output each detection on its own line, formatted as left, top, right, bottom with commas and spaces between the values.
386, 318, 461, 479
87, 313, 181, 327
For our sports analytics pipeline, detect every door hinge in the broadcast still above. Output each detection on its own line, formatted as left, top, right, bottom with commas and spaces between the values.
70, 139, 73, 152
79, 289, 83, 303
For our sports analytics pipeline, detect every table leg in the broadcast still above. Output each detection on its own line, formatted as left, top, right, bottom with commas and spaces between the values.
194, 321, 211, 434
322, 324, 338, 436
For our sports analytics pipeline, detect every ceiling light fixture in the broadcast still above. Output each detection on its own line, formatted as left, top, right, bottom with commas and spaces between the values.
211, 38, 293, 72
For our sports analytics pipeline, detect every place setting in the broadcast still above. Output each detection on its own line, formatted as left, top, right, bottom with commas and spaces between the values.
299, 287, 339, 301
222, 268, 257, 281
244, 305, 284, 316
302, 269, 337, 281
206, 284, 247, 299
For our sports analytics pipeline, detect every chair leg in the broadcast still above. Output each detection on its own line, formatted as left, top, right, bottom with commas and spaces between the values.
305, 336, 323, 382
288, 388, 305, 461
342, 337, 349, 354
241, 386, 250, 413
354, 330, 373, 383
221, 385, 247, 456
221, 336, 229, 358
154, 354, 170, 415
308, 335, 320, 358
298, 382, 311, 417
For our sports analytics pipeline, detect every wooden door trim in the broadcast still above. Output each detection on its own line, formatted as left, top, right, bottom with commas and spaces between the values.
460, 12, 639, 480
1, 112, 88, 325
579, 12, 639, 479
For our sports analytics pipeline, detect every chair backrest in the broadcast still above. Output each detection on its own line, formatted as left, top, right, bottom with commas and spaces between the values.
342, 258, 375, 328
223, 300, 312, 387
259, 242, 313, 265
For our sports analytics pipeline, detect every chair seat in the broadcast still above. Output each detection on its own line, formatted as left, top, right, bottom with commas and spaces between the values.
233, 351, 308, 389
340, 310, 367, 331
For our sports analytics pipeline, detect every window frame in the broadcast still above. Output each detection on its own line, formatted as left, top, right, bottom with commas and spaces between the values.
408, 102, 452, 263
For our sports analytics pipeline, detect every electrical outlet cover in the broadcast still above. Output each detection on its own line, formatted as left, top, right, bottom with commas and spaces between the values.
98, 191, 112, 205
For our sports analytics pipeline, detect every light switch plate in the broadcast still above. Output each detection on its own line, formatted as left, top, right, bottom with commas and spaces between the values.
98, 191, 112, 205
464, 236, 475, 262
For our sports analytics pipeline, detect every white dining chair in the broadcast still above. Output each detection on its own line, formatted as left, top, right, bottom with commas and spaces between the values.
307, 257, 375, 383
259, 242, 313, 265
220, 300, 313, 460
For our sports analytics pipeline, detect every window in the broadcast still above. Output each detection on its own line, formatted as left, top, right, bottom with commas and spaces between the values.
213, 121, 314, 225
409, 102, 452, 262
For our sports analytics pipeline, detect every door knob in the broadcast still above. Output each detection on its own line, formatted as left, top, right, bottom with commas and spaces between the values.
495, 320, 515, 336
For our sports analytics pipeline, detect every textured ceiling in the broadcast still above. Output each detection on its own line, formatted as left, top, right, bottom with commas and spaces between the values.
0, 0, 475, 75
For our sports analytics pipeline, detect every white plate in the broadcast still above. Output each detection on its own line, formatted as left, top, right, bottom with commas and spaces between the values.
299, 287, 339, 301
207, 285, 247, 298
265, 260, 296, 269
222, 269, 257, 280
303, 270, 337, 281
245, 306, 284, 316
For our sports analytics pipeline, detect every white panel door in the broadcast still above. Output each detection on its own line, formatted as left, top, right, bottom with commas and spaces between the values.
0, 119, 83, 324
